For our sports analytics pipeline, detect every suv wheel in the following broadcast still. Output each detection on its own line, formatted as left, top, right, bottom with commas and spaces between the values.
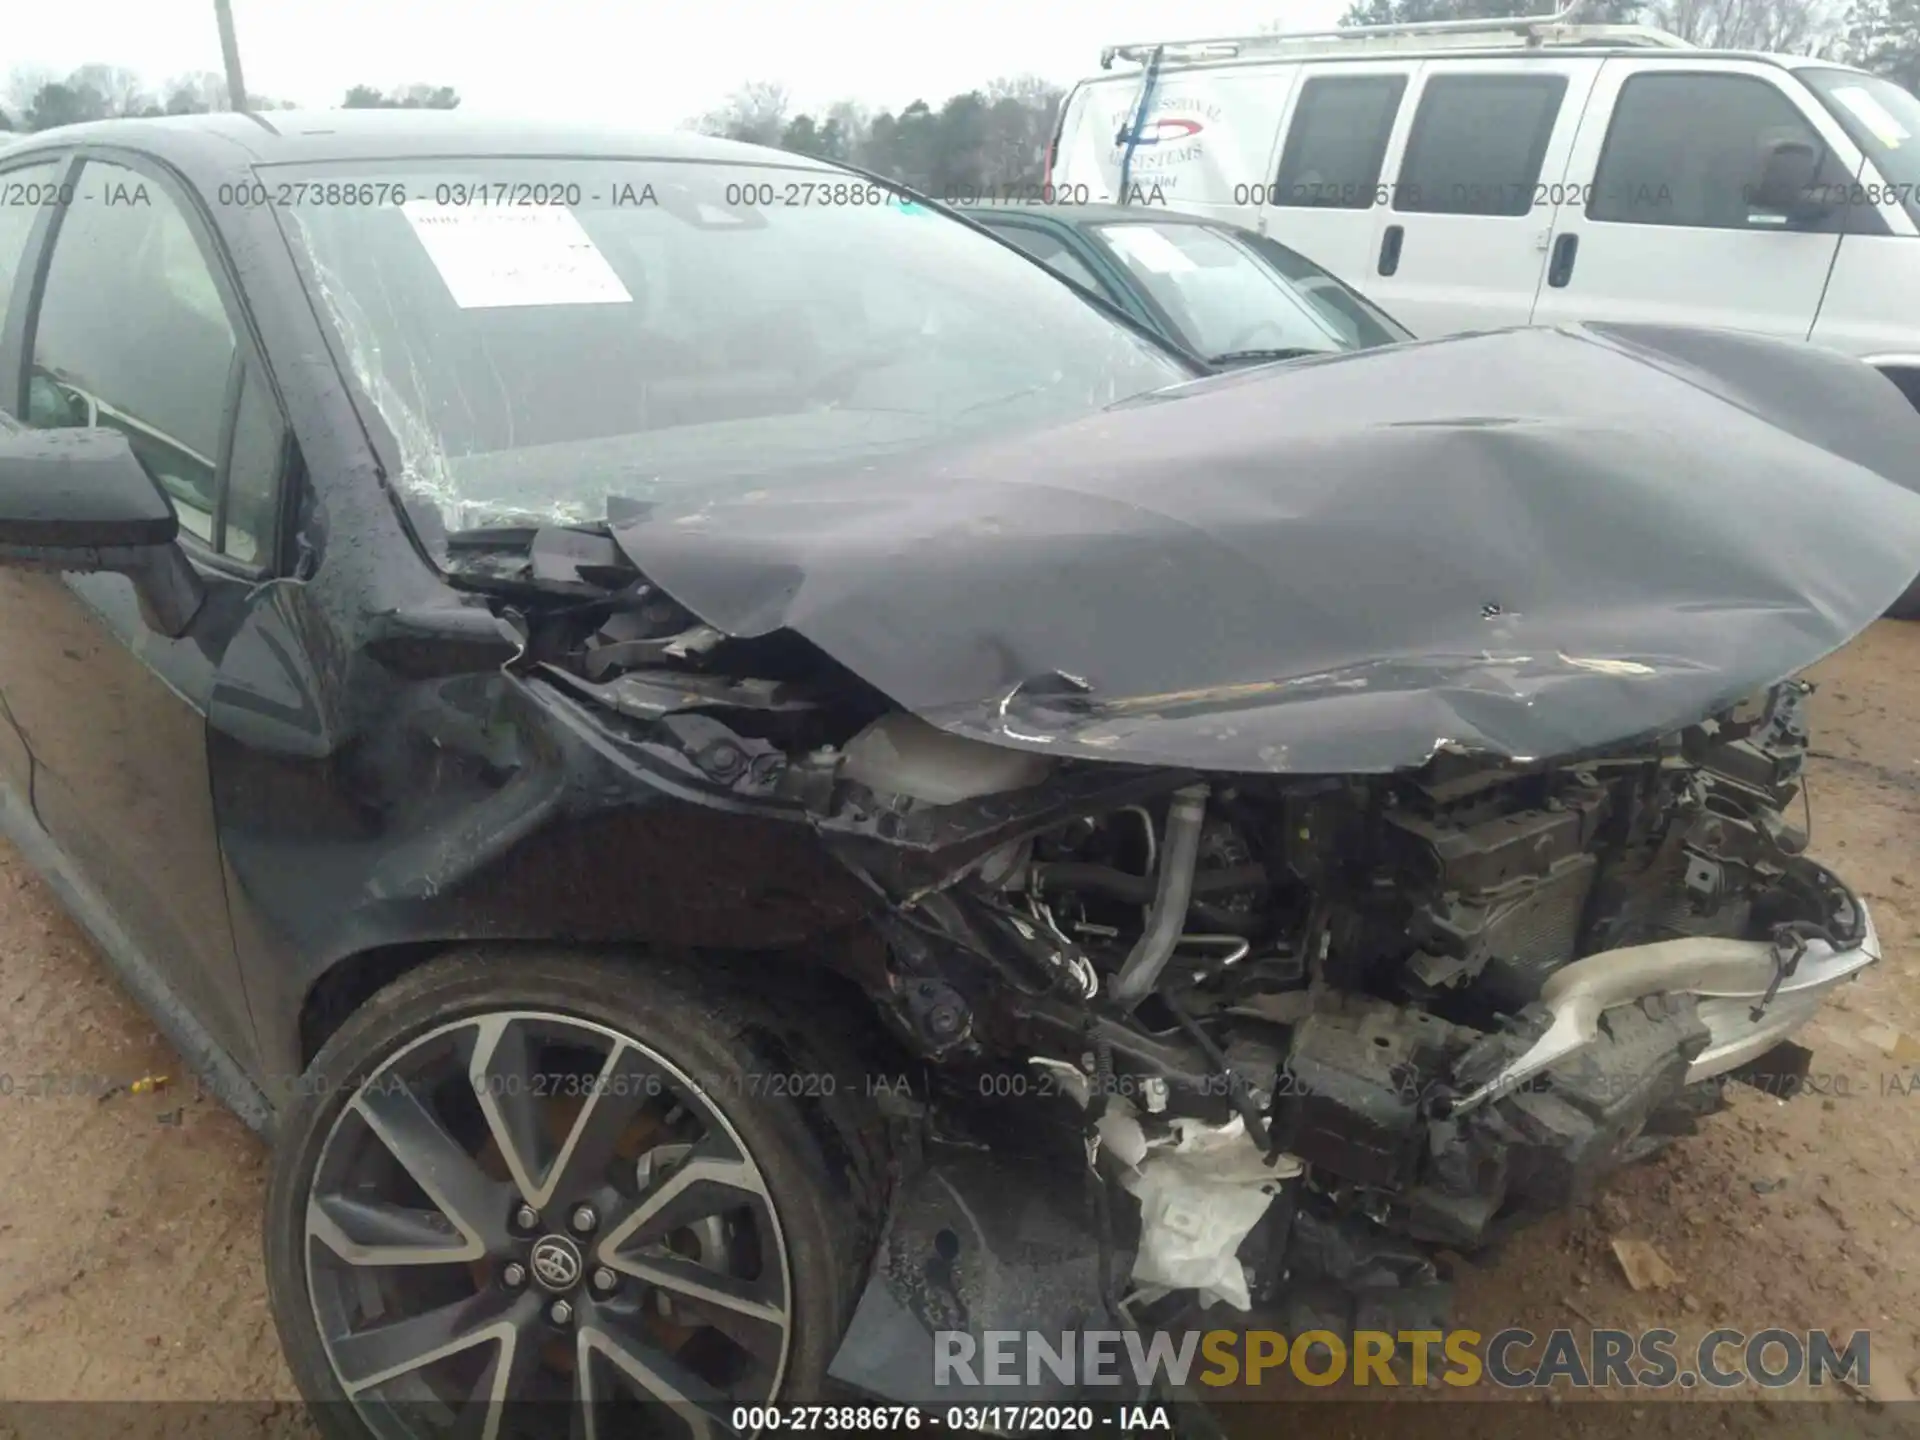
265, 950, 886, 1439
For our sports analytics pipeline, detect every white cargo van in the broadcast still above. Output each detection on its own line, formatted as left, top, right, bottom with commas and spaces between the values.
1047, 1, 1920, 408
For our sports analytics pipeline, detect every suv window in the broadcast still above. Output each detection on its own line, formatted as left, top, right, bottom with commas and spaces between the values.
0, 162, 63, 397
1394, 74, 1569, 216
1272, 75, 1408, 209
1589, 72, 1835, 229
25, 159, 240, 549
981, 223, 1111, 298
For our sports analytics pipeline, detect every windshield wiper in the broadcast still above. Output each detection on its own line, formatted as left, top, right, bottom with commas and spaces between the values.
1205, 347, 1328, 367
443, 523, 548, 553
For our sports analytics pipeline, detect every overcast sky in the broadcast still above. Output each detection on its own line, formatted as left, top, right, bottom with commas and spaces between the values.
15, 0, 1350, 126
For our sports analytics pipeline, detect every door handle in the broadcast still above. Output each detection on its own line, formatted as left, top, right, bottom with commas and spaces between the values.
1547, 232, 1579, 288
1377, 224, 1404, 277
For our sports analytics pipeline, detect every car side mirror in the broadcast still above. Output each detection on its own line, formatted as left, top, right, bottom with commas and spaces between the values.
0, 427, 204, 636
1749, 140, 1832, 221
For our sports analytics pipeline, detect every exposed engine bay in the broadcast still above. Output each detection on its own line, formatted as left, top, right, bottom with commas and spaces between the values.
802, 678, 1874, 1330
479, 528, 1879, 1361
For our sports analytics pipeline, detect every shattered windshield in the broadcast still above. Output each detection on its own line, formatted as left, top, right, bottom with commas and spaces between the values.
274, 158, 1191, 554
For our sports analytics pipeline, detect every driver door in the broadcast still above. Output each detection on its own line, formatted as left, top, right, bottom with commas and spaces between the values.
0, 152, 291, 1070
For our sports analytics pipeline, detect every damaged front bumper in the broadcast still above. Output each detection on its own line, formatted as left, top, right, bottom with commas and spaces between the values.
1451, 896, 1882, 1114
829, 892, 1880, 1410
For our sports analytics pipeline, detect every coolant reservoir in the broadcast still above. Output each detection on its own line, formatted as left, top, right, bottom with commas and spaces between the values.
840, 712, 1052, 805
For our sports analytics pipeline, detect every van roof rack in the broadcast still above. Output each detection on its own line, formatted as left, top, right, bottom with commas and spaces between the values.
1099, 0, 1693, 68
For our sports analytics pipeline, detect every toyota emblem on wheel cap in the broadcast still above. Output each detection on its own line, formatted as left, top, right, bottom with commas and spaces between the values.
530, 1234, 584, 1291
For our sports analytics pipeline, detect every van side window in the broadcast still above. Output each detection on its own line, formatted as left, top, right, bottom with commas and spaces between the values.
1394, 75, 1569, 216
1272, 75, 1408, 209
1589, 73, 1831, 229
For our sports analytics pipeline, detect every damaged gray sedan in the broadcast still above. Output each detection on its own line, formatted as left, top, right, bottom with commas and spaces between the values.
1, 111, 1919, 1436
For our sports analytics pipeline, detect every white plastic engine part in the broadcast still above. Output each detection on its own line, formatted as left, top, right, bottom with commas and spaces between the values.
1099, 1110, 1302, 1312
840, 712, 1053, 805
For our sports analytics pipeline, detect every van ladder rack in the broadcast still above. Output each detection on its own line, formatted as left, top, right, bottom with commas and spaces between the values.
1100, 0, 1693, 68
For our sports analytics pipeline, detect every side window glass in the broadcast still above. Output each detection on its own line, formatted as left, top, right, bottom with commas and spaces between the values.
1394, 75, 1569, 216
25, 159, 237, 546
1589, 72, 1833, 229
223, 365, 285, 565
1272, 75, 1408, 209
984, 226, 1111, 297
0, 162, 64, 368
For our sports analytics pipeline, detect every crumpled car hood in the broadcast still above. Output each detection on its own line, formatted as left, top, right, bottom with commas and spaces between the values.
609, 322, 1920, 774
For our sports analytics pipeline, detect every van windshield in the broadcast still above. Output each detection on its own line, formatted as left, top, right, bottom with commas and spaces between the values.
274, 158, 1192, 554
1800, 67, 1920, 229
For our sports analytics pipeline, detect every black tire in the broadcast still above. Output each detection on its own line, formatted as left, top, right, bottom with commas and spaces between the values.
265, 948, 889, 1439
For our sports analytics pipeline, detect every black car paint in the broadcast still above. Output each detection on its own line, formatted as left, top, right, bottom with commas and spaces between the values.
0, 118, 887, 1122
607, 321, 1920, 776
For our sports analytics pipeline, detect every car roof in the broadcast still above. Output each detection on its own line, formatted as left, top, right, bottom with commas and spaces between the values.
0, 109, 833, 175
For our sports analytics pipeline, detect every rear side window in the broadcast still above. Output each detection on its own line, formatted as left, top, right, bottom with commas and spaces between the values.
1394, 74, 1569, 216
1272, 75, 1408, 209
1589, 72, 1832, 228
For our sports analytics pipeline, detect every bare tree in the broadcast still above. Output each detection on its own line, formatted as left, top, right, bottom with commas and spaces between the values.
977, 76, 1066, 187
694, 81, 792, 147
341, 83, 460, 109
1337, 0, 1648, 22
67, 63, 157, 117
1320, 0, 1843, 44
1844, 0, 1920, 86
689, 77, 1064, 195
820, 99, 871, 161
4, 66, 56, 118
1648, 0, 1845, 50
162, 71, 230, 115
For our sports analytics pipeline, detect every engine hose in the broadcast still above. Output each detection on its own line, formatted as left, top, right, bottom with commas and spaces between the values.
1031, 862, 1269, 906
1107, 784, 1210, 1009
1084, 1032, 1126, 1320
1163, 991, 1275, 1157
1032, 859, 1266, 936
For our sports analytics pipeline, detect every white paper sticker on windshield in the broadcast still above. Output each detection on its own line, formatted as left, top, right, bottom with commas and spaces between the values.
401, 203, 633, 308
1102, 225, 1198, 274
1831, 85, 1912, 149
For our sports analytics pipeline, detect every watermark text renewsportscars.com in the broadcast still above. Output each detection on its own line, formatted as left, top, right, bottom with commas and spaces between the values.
934, 1327, 1871, 1391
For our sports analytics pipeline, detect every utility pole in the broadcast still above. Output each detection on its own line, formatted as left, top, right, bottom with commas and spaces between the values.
213, 0, 249, 111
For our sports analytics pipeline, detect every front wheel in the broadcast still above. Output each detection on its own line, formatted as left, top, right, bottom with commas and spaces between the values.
265, 950, 886, 1440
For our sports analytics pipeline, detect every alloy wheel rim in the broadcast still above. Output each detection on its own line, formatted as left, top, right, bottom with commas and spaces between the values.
303, 1010, 791, 1438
